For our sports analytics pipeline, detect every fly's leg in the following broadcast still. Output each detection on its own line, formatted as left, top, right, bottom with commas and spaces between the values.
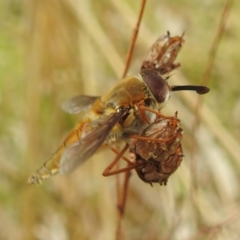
139, 104, 178, 120
103, 144, 143, 176
103, 143, 145, 234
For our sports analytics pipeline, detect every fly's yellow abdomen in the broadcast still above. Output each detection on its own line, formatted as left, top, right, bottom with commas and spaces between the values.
28, 120, 89, 184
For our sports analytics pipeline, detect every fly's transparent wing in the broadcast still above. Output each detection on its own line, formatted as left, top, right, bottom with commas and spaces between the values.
61, 95, 99, 114
59, 111, 126, 174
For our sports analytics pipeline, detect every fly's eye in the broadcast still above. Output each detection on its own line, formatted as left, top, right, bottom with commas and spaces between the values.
141, 69, 170, 103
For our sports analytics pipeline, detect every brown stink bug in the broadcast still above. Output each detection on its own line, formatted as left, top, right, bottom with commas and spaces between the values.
130, 112, 184, 186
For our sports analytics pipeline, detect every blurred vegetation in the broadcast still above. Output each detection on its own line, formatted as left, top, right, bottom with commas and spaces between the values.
0, 0, 240, 239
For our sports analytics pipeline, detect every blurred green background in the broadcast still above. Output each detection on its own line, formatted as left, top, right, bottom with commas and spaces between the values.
1, 0, 240, 239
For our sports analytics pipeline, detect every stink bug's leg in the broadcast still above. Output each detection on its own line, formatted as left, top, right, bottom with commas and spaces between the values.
103, 144, 144, 176
130, 134, 177, 143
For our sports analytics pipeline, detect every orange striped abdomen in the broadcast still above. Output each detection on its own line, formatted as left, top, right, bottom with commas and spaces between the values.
28, 119, 90, 184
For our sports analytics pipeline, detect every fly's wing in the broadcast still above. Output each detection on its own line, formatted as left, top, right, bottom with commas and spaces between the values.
61, 95, 99, 114
59, 111, 126, 174
141, 31, 184, 75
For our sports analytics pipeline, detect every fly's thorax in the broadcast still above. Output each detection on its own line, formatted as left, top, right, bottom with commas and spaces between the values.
99, 75, 152, 135
97, 73, 170, 142
101, 75, 147, 108
115, 75, 160, 133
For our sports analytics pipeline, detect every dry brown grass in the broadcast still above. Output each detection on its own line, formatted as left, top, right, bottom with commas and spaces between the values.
1, 0, 240, 239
